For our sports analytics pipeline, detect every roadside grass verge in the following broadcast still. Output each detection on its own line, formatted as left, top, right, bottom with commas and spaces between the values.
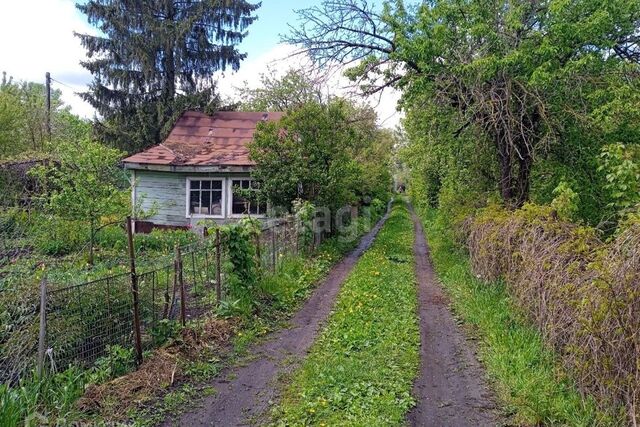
417, 207, 605, 426
272, 202, 419, 426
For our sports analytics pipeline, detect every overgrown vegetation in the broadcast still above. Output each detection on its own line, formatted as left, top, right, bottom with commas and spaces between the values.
416, 206, 615, 425
250, 97, 394, 214
272, 201, 419, 426
284, 0, 640, 423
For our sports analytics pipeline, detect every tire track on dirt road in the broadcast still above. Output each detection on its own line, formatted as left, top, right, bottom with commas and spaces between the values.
407, 204, 500, 427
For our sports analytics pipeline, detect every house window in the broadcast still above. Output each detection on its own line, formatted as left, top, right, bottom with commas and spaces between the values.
230, 179, 266, 216
188, 179, 224, 216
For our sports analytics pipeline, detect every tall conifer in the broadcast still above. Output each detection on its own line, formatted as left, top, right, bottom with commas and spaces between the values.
76, 0, 260, 152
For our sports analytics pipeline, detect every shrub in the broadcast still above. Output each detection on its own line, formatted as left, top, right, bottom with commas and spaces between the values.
468, 204, 638, 424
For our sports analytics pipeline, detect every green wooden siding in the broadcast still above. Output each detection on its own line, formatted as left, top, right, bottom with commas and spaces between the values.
133, 170, 251, 226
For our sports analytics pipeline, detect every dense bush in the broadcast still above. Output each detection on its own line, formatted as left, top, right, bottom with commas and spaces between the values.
468, 204, 639, 424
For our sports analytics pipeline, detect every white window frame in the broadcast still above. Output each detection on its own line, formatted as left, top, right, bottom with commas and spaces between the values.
227, 178, 267, 218
185, 177, 226, 219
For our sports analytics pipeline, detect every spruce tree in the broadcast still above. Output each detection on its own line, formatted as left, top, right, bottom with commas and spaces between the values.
76, 0, 260, 153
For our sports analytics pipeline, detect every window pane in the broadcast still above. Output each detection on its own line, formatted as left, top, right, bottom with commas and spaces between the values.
211, 190, 222, 215
201, 180, 211, 190
189, 190, 200, 214
232, 196, 247, 214
200, 191, 211, 214
211, 180, 222, 190
190, 180, 200, 190
258, 200, 267, 215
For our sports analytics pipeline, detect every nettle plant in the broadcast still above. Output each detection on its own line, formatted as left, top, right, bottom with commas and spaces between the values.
293, 198, 315, 251
220, 218, 261, 292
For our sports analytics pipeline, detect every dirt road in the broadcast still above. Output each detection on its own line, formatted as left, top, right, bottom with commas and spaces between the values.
407, 205, 500, 427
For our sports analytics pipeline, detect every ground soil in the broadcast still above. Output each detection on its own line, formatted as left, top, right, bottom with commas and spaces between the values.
406, 205, 501, 427
163, 213, 389, 427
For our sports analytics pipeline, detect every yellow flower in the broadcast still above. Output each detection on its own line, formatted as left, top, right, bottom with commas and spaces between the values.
309, 408, 316, 414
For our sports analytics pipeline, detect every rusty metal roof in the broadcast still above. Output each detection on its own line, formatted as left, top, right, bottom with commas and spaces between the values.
122, 111, 284, 167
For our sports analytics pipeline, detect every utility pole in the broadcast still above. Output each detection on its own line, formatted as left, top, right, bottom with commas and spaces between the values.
45, 72, 51, 141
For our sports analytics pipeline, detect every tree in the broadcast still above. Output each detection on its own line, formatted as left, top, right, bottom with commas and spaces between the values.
0, 72, 89, 159
249, 101, 362, 214
287, 0, 640, 209
30, 140, 129, 265
236, 68, 326, 111
76, 0, 261, 153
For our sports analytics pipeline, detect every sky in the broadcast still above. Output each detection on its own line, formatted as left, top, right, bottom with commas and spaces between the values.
0, 0, 401, 127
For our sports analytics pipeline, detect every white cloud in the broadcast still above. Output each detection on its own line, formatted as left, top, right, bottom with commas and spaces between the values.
217, 44, 403, 129
0, 0, 95, 117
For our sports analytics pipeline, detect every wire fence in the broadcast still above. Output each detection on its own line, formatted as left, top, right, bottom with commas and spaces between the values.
0, 215, 313, 384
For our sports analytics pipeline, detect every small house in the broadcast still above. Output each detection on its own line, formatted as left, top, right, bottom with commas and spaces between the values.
122, 110, 283, 232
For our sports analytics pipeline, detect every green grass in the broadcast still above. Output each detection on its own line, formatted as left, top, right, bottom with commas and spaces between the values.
272, 202, 419, 426
417, 206, 607, 426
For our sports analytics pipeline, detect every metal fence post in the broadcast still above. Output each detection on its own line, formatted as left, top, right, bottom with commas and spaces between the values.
126, 216, 144, 366
215, 229, 222, 303
37, 276, 47, 378
175, 244, 186, 327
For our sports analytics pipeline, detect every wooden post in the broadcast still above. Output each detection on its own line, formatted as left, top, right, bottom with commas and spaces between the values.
175, 244, 186, 326
215, 229, 222, 303
126, 216, 143, 366
271, 226, 276, 272
37, 276, 47, 378
45, 72, 51, 141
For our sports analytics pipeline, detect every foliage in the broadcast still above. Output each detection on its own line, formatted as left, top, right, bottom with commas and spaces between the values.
292, 198, 315, 252
76, 0, 260, 152
236, 67, 326, 111
0, 366, 87, 426
273, 202, 419, 425
550, 181, 580, 222
289, 0, 640, 221
250, 99, 392, 216
416, 204, 609, 425
0, 72, 91, 160
30, 139, 129, 264
149, 320, 181, 347
598, 143, 640, 218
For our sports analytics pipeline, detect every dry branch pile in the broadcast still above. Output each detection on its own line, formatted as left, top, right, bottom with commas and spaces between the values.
76, 316, 236, 420
468, 204, 640, 424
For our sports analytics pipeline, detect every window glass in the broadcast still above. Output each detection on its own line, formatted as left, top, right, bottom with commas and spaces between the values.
231, 179, 266, 215
189, 179, 223, 216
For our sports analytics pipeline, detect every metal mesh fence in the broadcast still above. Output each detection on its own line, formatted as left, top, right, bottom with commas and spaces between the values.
1, 215, 313, 383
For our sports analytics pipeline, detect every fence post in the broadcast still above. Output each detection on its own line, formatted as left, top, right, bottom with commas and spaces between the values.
215, 229, 222, 303
126, 216, 144, 366
175, 244, 186, 327
254, 232, 261, 269
37, 276, 47, 378
271, 225, 276, 272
